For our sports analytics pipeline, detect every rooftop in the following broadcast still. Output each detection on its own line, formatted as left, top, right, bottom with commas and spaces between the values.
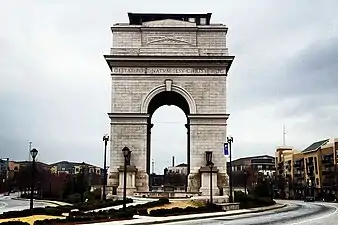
128, 13, 212, 25
50, 161, 96, 167
231, 155, 275, 166
302, 139, 330, 153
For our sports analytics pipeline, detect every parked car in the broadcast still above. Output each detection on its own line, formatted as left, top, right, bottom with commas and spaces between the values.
304, 196, 315, 202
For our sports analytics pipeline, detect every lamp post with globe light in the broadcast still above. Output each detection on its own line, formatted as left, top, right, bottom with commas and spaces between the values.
29, 148, 38, 210
227, 136, 234, 203
102, 134, 109, 201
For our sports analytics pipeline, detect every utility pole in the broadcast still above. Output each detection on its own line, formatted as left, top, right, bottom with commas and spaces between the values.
29, 141, 32, 161
282, 125, 286, 146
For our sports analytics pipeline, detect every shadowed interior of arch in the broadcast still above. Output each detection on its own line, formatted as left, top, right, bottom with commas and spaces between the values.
147, 91, 190, 191
147, 91, 190, 116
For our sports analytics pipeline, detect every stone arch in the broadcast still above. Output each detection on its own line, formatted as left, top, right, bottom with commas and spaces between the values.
141, 84, 197, 114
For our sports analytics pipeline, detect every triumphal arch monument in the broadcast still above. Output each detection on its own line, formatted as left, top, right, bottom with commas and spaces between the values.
104, 13, 234, 198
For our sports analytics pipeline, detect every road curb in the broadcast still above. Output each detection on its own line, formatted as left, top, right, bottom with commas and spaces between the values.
121, 203, 287, 225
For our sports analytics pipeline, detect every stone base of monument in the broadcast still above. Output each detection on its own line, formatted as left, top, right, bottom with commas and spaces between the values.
116, 165, 137, 196
199, 187, 221, 196
133, 191, 201, 198
199, 166, 219, 196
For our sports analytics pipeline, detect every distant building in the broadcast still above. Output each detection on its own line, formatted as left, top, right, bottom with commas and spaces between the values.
50, 161, 101, 176
0, 158, 9, 181
14, 161, 52, 171
227, 155, 276, 176
166, 163, 188, 175
276, 138, 338, 200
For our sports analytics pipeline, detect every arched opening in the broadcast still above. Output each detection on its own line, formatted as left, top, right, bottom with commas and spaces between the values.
147, 91, 190, 191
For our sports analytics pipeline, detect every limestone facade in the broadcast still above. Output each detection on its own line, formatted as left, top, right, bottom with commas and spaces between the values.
104, 13, 234, 196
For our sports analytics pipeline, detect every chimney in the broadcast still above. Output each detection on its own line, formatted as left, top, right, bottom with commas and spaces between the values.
172, 156, 175, 167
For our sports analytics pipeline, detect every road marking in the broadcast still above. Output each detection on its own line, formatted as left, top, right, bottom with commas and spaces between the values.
0, 201, 8, 209
290, 203, 338, 225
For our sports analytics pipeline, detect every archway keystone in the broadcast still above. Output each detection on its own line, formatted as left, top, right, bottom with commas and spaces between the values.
104, 13, 234, 200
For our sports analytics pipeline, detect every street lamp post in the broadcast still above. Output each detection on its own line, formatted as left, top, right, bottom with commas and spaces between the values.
227, 136, 234, 203
243, 170, 247, 196
102, 134, 109, 201
81, 162, 86, 203
205, 151, 213, 204
122, 147, 131, 211
29, 148, 38, 210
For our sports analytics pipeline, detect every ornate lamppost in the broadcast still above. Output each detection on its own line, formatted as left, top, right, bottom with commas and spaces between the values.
29, 148, 38, 210
205, 151, 213, 204
122, 146, 131, 211
227, 136, 234, 203
102, 134, 109, 201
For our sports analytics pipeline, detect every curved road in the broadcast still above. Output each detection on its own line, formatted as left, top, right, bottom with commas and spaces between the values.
164, 200, 338, 225
0, 195, 51, 213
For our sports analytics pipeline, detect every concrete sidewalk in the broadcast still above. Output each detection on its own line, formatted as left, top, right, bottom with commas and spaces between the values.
11, 197, 71, 206
84, 203, 286, 225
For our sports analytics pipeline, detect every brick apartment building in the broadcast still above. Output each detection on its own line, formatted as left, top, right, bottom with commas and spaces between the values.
276, 138, 338, 200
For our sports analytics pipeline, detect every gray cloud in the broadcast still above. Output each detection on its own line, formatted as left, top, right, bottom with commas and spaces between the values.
0, 0, 338, 171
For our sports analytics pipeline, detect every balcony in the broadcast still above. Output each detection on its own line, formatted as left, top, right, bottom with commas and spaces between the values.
322, 159, 334, 166
322, 181, 337, 188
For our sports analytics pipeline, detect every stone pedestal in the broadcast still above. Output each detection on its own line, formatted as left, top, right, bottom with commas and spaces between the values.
199, 166, 219, 196
117, 165, 137, 196
187, 173, 201, 193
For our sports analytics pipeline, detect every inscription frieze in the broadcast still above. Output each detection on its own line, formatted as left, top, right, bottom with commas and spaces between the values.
111, 67, 226, 75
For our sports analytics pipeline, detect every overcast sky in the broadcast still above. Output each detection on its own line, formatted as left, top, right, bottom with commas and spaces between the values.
1, 1, 337, 174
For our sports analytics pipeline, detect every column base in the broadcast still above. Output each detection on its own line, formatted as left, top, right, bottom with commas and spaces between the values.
117, 187, 137, 196
117, 166, 137, 196
135, 171, 149, 192
199, 187, 220, 196
199, 166, 219, 196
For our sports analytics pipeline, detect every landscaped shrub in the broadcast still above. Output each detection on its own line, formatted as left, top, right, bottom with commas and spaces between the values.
65, 193, 81, 204
33, 208, 134, 225
234, 191, 275, 209
0, 198, 133, 220
126, 198, 170, 216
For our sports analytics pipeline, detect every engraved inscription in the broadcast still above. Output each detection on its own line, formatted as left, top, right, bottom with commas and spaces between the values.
111, 67, 226, 75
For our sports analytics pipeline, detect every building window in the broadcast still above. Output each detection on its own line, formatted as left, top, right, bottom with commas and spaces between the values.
314, 157, 318, 174
200, 17, 206, 25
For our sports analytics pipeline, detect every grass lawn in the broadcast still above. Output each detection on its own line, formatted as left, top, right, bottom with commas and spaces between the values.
0, 215, 65, 225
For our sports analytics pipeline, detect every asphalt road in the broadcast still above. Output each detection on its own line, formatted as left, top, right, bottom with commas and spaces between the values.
0, 194, 51, 213
163, 200, 338, 225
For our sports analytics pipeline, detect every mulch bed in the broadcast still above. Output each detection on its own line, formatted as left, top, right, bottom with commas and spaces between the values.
40, 218, 134, 225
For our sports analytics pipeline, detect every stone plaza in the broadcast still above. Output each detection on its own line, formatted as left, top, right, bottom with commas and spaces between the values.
104, 13, 234, 199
